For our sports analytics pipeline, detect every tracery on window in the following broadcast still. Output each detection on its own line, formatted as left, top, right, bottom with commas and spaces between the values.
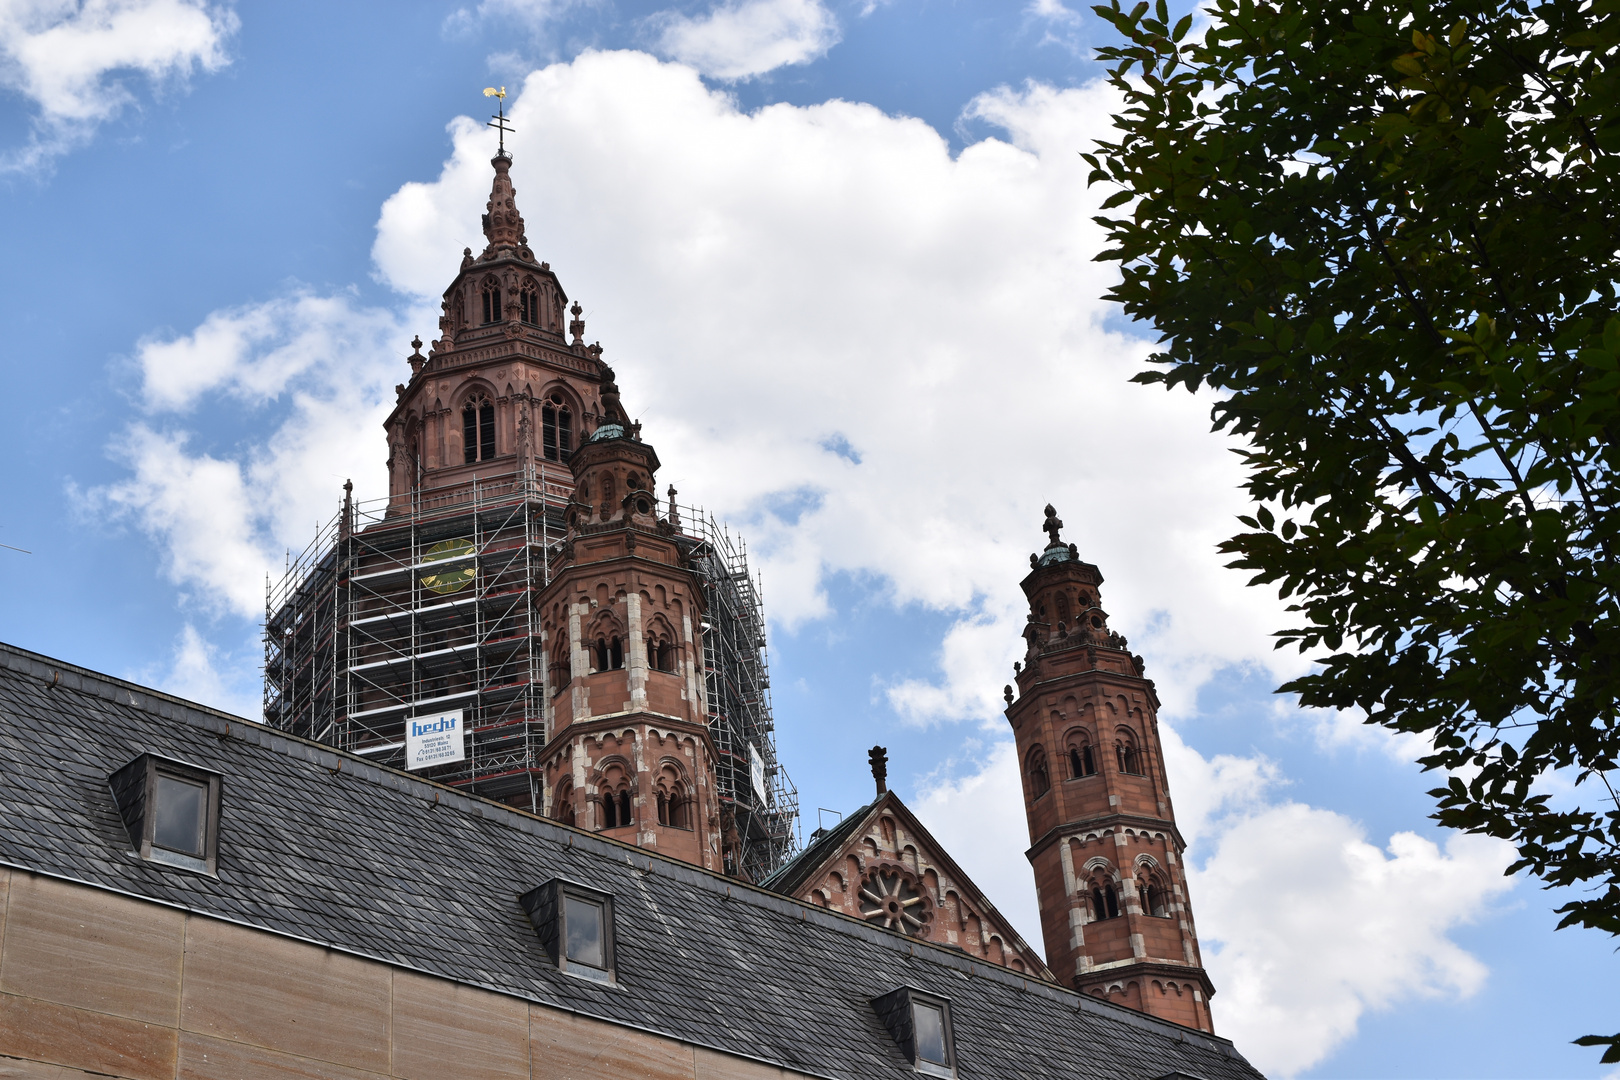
1089, 872, 1122, 921
599, 784, 633, 829
480, 278, 503, 324
519, 279, 541, 325
549, 638, 570, 696
858, 865, 934, 937
462, 395, 496, 464
1025, 744, 1050, 799
1115, 727, 1142, 775
542, 393, 573, 461
591, 635, 625, 672
655, 763, 690, 829
553, 780, 576, 826
1067, 731, 1098, 778
1138, 870, 1170, 917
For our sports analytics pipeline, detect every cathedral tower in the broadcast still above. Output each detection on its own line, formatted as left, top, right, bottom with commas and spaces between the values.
264, 146, 798, 879
1006, 506, 1215, 1032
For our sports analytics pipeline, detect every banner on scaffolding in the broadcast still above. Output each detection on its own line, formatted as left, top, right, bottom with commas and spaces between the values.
406, 711, 466, 770
749, 742, 766, 802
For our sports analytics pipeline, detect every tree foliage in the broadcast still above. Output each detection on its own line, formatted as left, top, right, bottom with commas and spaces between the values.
1085, 0, 1620, 1054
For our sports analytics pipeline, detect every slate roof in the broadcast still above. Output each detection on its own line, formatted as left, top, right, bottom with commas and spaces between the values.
0, 642, 1264, 1080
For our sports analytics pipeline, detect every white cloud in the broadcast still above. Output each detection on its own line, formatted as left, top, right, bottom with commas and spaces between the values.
139, 623, 261, 718
135, 290, 405, 412
1193, 808, 1515, 1076
648, 0, 839, 80
0, 0, 237, 171
88, 292, 415, 617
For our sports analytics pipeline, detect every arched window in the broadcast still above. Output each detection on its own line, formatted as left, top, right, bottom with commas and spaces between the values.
480, 279, 502, 324
462, 396, 496, 464
653, 638, 676, 673
601, 788, 632, 829
590, 635, 624, 672
657, 786, 689, 828
542, 395, 573, 461
519, 282, 540, 325
1068, 734, 1097, 778
549, 639, 569, 697
1091, 880, 1121, 920
655, 764, 690, 829
1139, 874, 1170, 917
1116, 728, 1142, 775
1026, 745, 1050, 799
553, 782, 575, 826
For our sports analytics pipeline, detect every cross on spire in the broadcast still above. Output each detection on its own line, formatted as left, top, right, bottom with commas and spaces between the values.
484, 86, 515, 154
1042, 503, 1064, 547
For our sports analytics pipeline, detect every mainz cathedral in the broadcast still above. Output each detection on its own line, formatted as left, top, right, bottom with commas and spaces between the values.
260, 144, 1217, 1034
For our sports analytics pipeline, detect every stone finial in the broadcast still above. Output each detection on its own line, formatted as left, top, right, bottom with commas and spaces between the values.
667, 485, 681, 529
1042, 503, 1064, 547
481, 154, 527, 253
408, 335, 425, 375
1003, 685, 1014, 705
868, 745, 888, 795
569, 302, 585, 346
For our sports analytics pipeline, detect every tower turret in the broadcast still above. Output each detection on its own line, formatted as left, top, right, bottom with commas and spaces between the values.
536, 399, 729, 872
1007, 505, 1216, 1031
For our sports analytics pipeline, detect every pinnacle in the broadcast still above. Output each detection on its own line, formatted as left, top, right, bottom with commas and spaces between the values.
481, 153, 529, 254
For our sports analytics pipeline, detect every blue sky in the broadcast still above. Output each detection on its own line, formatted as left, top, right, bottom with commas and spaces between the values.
0, 1, 1612, 1076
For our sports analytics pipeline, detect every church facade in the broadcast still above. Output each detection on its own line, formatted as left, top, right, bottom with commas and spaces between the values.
0, 145, 1250, 1077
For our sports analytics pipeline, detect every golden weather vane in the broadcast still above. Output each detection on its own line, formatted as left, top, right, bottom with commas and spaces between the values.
484, 86, 515, 154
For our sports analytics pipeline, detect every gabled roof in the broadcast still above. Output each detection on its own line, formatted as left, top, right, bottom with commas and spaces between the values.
763, 790, 1058, 983
0, 641, 1263, 1080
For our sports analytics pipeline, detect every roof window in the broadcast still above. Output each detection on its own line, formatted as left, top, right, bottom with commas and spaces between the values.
519, 878, 617, 984
872, 986, 957, 1077
108, 753, 222, 875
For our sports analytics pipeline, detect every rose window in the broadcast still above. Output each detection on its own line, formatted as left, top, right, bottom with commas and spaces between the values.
858, 867, 933, 937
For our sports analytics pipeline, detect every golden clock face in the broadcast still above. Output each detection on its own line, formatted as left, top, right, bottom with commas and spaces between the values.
420, 538, 476, 595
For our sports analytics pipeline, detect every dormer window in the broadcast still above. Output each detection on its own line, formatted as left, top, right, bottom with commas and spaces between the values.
518, 879, 616, 983
108, 754, 222, 875
872, 987, 957, 1077
463, 396, 496, 464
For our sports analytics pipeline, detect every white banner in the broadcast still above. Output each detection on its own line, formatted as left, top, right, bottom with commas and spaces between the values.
749, 742, 766, 801
405, 711, 466, 770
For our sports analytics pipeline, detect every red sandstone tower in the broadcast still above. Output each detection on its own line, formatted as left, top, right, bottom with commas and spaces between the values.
1006, 505, 1215, 1031
535, 370, 729, 871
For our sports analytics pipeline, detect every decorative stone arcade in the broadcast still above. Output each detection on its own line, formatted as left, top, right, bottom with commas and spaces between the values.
1005, 506, 1216, 1032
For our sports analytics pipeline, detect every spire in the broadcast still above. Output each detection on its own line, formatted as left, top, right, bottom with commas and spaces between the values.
481, 154, 528, 254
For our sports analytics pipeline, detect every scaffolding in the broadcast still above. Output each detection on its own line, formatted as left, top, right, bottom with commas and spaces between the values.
263, 472, 568, 810
263, 478, 800, 876
673, 504, 801, 881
